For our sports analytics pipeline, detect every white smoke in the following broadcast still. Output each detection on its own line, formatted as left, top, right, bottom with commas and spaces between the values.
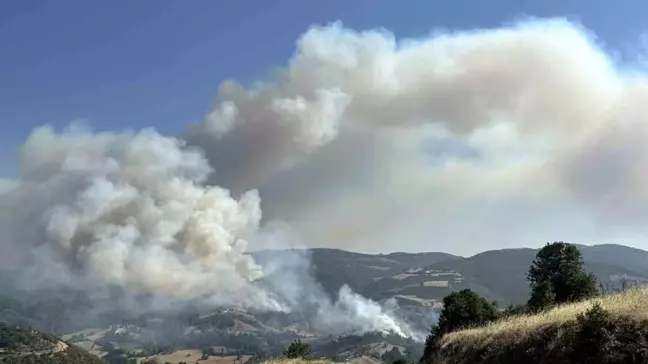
0, 125, 282, 310
6, 17, 648, 339
0, 124, 415, 337
254, 246, 417, 338
187, 18, 648, 253
318, 286, 416, 338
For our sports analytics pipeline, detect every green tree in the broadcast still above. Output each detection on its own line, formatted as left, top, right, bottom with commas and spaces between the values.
283, 339, 311, 359
420, 289, 500, 363
527, 280, 556, 312
435, 289, 501, 334
527, 242, 598, 310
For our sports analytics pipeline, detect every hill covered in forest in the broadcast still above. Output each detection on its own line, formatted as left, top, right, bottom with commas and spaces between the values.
0, 322, 103, 363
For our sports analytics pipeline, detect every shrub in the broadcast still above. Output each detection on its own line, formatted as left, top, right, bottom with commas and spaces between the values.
283, 339, 311, 359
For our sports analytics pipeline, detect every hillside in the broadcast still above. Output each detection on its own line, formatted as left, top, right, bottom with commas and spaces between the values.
358, 245, 648, 306
2, 245, 644, 338
432, 288, 648, 364
253, 245, 648, 309
0, 244, 646, 363
251, 249, 460, 296
0, 322, 103, 363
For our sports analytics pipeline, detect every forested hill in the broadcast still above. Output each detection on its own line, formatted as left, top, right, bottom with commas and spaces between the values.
0, 322, 104, 363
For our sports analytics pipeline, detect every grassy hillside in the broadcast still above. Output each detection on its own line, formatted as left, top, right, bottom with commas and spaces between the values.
433, 288, 648, 364
0, 322, 104, 363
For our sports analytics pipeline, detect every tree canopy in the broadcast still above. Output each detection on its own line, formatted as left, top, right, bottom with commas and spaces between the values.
421, 289, 500, 363
435, 289, 501, 334
283, 339, 311, 359
527, 242, 598, 310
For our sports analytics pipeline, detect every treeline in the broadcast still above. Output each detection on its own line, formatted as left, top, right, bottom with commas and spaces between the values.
419, 241, 648, 364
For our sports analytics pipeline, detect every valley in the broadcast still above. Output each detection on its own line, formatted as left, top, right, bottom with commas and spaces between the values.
1, 244, 645, 363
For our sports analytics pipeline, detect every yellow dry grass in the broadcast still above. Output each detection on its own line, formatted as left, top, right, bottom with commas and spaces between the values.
440, 287, 648, 349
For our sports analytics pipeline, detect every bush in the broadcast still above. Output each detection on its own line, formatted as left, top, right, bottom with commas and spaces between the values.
421, 289, 500, 363
283, 339, 311, 359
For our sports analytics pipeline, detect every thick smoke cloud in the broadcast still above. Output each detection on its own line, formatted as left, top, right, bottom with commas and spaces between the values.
0, 125, 414, 336
0, 125, 281, 310
188, 18, 648, 253
4, 17, 648, 338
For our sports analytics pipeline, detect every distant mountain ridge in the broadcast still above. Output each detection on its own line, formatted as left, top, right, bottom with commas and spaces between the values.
250, 248, 460, 297
252, 244, 648, 307
0, 244, 645, 363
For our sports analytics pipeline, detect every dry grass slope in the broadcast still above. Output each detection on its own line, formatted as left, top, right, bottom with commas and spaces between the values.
441, 287, 648, 349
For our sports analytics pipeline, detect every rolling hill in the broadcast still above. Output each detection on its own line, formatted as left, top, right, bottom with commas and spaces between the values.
250, 249, 460, 297
254, 244, 648, 308
0, 322, 104, 363
0, 243, 646, 363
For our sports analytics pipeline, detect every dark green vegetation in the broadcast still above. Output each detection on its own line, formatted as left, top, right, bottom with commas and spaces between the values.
420, 242, 645, 364
527, 242, 598, 311
283, 339, 311, 359
0, 322, 104, 364
420, 290, 501, 364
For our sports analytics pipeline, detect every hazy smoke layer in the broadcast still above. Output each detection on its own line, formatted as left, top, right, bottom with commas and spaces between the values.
188, 18, 648, 253
5, 17, 648, 338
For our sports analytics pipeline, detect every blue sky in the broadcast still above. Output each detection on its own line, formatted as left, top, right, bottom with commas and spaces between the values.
1, 0, 647, 177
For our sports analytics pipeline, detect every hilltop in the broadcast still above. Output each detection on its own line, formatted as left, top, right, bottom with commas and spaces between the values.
434, 287, 648, 364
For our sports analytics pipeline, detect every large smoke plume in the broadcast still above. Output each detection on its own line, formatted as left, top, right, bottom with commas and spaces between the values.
188, 17, 648, 252
2, 17, 648, 337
